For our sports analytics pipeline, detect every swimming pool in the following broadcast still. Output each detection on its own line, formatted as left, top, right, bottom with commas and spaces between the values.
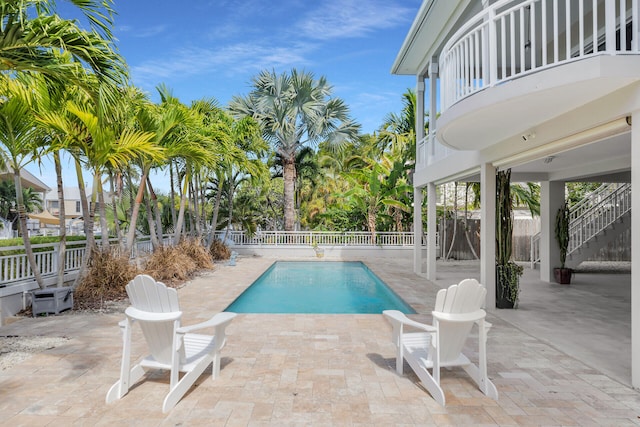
225, 261, 415, 314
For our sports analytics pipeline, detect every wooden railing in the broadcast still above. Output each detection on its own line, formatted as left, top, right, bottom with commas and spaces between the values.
440, 0, 639, 111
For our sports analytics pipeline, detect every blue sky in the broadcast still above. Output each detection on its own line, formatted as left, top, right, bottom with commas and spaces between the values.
27, 0, 421, 192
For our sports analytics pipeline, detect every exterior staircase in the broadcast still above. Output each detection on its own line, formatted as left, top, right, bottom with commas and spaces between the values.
530, 183, 631, 268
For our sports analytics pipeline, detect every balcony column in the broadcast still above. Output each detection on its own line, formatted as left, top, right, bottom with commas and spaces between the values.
413, 186, 423, 274
427, 182, 437, 281
414, 73, 426, 275
540, 181, 565, 283
429, 60, 438, 162
480, 163, 496, 308
632, 109, 640, 388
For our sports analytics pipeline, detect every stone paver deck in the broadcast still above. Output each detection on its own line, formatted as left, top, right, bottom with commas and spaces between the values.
1, 256, 639, 426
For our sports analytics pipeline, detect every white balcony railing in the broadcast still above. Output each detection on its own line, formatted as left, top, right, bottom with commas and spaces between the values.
416, 134, 454, 169
440, 0, 639, 111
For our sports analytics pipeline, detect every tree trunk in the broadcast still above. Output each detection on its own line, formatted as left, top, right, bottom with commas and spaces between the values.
109, 171, 124, 251
463, 183, 479, 260
191, 176, 201, 237
13, 169, 45, 289
144, 190, 160, 249
96, 173, 110, 251
75, 157, 95, 251
367, 206, 377, 244
125, 164, 150, 253
169, 161, 177, 228
54, 151, 67, 287
174, 167, 189, 245
446, 182, 459, 259
226, 179, 235, 235
147, 176, 164, 246
72, 156, 94, 288
283, 157, 296, 231
206, 179, 223, 247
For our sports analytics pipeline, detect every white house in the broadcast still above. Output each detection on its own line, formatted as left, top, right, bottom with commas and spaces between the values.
394, 0, 639, 387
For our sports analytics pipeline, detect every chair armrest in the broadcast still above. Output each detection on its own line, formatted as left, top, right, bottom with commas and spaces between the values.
177, 312, 237, 334
125, 307, 182, 322
432, 309, 486, 323
383, 310, 436, 333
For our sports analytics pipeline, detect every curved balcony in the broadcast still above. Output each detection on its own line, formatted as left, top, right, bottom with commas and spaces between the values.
439, 0, 639, 113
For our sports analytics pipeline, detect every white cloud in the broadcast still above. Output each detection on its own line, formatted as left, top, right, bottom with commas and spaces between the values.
296, 0, 415, 41
130, 41, 317, 87
117, 24, 167, 38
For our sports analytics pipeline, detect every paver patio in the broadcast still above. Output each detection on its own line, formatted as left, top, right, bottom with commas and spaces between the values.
1, 256, 639, 426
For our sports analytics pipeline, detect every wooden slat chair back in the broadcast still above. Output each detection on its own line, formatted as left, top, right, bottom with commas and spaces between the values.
383, 278, 498, 405
106, 274, 236, 412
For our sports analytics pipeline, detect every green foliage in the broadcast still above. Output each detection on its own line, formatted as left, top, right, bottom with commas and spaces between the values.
566, 182, 601, 207
0, 235, 86, 254
495, 169, 523, 307
496, 169, 513, 265
496, 262, 523, 306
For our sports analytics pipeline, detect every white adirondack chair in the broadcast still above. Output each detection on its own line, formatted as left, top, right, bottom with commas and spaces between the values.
383, 278, 498, 405
106, 274, 236, 413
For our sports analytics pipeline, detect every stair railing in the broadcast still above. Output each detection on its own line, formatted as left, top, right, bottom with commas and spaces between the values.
529, 182, 631, 266
567, 183, 631, 254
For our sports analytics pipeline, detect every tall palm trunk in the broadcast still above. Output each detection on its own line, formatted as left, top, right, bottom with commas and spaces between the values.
226, 179, 235, 236
13, 170, 45, 288
144, 190, 160, 248
191, 177, 201, 237
125, 164, 150, 253
446, 182, 459, 259
72, 156, 94, 288
75, 156, 95, 250
96, 174, 110, 251
367, 205, 377, 244
54, 151, 67, 287
109, 171, 124, 251
169, 161, 177, 228
174, 165, 190, 245
147, 176, 164, 246
206, 178, 223, 246
283, 157, 296, 231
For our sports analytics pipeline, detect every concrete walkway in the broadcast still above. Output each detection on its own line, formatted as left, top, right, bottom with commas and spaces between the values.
431, 260, 632, 387
1, 256, 639, 426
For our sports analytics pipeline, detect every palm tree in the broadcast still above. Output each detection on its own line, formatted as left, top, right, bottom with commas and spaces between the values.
177, 100, 266, 245
0, 0, 125, 86
229, 68, 360, 231
0, 76, 48, 288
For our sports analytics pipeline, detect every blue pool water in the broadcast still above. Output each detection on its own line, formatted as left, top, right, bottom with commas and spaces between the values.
225, 261, 415, 314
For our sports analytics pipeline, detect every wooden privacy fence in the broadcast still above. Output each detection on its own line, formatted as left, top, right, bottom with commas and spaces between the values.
438, 217, 540, 262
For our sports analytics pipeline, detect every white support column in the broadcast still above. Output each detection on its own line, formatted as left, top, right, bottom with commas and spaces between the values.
414, 186, 423, 275
540, 181, 565, 282
429, 62, 438, 164
631, 109, 640, 388
414, 73, 426, 275
427, 182, 437, 281
480, 163, 496, 308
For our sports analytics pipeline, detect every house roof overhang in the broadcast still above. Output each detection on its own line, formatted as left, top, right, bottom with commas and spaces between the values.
391, 0, 476, 77
0, 167, 51, 193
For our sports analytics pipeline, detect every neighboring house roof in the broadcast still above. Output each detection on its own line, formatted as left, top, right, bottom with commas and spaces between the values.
45, 186, 113, 205
0, 167, 51, 193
